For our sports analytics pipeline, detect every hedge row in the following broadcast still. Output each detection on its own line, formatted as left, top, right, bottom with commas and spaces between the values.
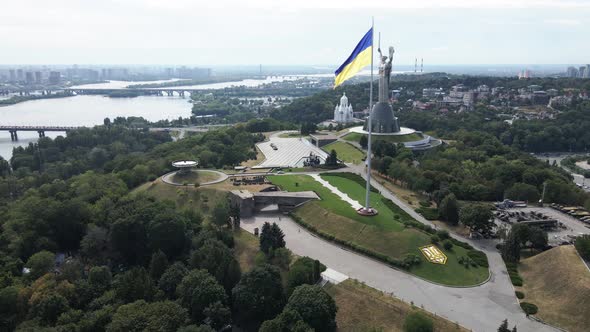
506, 262, 523, 286
382, 198, 475, 251
289, 213, 419, 270
320, 172, 379, 192
289, 196, 490, 273
520, 302, 538, 315
381, 197, 415, 222
467, 250, 489, 268
415, 207, 440, 220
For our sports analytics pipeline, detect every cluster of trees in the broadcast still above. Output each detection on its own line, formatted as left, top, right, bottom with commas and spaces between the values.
0, 122, 308, 331
1, 123, 262, 205
324, 150, 339, 167
2, 124, 171, 204
1, 178, 337, 331
370, 130, 588, 208
259, 222, 286, 254
574, 234, 590, 260
242, 118, 295, 133
270, 85, 369, 124
149, 126, 263, 170
501, 224, 548, 263
300, 123, 317, 135
498, 319, 518, 332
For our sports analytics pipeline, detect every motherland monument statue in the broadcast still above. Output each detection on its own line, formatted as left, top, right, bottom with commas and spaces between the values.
364, 45, 400, 133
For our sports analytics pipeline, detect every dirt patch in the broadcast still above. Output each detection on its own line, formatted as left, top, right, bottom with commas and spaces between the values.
518, 245, 590, 332
325, 279, 467, 332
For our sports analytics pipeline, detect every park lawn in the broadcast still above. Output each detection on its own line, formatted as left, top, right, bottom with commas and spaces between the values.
342, 132, 363, 143
270, 174, 489, 286
325, 279, 468, 332
268, 174, 403, 231
323, 141, 365, 165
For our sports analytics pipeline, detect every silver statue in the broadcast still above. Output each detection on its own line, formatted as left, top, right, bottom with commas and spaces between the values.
377, 46, 394, 102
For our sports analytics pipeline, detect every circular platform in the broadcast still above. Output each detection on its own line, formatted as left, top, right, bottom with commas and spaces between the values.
172, 160, 198, 168
348, 126, 416, 136
161, 169, 228, 186
357, 207, 379, 216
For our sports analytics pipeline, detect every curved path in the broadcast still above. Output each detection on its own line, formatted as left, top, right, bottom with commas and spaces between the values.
161, 170, 228, 186
241, 168, 558, 332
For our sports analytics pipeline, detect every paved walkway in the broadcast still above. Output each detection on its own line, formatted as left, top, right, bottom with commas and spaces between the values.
161, 170, 228, 186
241, 212, 556, 332
308, 174, 362, 210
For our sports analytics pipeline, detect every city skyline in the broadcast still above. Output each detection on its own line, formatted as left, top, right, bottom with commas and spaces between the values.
1, 0, 589, 66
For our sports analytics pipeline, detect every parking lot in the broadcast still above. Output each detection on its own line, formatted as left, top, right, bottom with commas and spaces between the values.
494, 206, 590, 245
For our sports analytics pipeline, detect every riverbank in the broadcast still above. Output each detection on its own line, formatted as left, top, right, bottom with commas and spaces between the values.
0, 95, 192, 160
0, 92, 74, 107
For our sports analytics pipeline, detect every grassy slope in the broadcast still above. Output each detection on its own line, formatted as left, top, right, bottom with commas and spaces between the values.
234, 229, 260, 273
343, 132, 424, 143
269, 174, 488, 286
518, 245, 590, 332
326, 279, 467, 332
323, 141, 365, 165
171, 170, 221, 184
133, 179, 227, 215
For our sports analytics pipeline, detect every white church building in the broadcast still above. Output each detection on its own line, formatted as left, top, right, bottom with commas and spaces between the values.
333, 93, 354, 123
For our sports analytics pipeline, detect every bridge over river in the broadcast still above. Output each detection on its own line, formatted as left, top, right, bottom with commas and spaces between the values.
0, 126, 82, 141
1, 124, 229, 141
63, 85, 239, 97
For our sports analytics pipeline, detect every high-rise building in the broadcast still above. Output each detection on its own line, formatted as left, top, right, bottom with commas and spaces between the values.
165, 68, 173, 78
34, 71, 42, 84
49, 71, 61, 85
9, 69, 15, 82
176, 66, 211, 79
462, 91, 476, 107
16, 69, 24, 81
566, 66, 579, 78
25, 72, 34, 85
579, 66, 586, 78
584, 65, 590, 78
518, 69, 532, 79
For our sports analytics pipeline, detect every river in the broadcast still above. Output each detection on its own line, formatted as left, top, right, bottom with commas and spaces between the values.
0, 76, 310, 160
0, 95, 192, 160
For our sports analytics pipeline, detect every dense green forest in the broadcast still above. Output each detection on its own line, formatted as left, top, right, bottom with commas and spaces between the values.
1, 122, 263, 204
0, 122, 334, 331
370, 131, 587, 206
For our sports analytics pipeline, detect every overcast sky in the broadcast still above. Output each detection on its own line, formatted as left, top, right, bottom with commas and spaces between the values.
1, 0, 589, 66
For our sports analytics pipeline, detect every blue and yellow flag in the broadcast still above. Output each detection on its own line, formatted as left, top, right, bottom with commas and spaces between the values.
334, 28, 373, 88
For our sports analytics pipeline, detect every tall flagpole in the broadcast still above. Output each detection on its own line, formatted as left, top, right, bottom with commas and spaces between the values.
364, 17, 374, 213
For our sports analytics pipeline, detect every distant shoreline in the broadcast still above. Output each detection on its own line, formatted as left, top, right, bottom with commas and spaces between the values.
0, 93, 75, 107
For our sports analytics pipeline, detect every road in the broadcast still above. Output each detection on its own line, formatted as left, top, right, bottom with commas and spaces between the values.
240, 168, 559, 332
533, 153, 590, 191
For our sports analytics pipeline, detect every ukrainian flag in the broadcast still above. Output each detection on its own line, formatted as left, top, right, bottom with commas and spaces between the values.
334, 28, 373, 88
